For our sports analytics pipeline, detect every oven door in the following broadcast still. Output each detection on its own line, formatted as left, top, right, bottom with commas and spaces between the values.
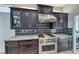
39, 43, 57, 54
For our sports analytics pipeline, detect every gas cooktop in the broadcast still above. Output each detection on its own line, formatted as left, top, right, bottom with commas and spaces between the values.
38, 33, 56, 38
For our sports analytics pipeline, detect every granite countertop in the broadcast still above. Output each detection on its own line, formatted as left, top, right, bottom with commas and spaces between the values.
52, 33, 72, 38
5, 33, 73, 41
5, 34, 39, 41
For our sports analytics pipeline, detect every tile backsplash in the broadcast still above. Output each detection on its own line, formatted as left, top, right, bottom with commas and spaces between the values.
15, 29, 55, 35
15, 29, 37, 35
56, 28, 72, 35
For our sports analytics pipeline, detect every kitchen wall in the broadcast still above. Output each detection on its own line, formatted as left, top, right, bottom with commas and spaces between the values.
1, 4, 63, 12
63, 4, 79, 28
0, 14, 4, 53
0, 13, 15, 53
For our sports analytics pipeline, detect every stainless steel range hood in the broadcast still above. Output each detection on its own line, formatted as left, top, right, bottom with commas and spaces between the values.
38, 4, 57, 23
38, 14, 57, 23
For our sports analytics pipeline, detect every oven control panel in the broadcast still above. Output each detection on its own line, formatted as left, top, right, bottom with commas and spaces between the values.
39, 38, 57, 44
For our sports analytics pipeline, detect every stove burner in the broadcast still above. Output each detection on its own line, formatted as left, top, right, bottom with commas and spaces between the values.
38, 34, 45, 38
45, 33, 56, 37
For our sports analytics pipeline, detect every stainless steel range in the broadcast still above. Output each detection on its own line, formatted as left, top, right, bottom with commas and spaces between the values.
38, 33, 57, 54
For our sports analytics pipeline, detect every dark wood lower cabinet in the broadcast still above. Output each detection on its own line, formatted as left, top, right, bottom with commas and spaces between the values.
5, 39, 39, 54
6, 46, 19, 54
5, 41, 19, 54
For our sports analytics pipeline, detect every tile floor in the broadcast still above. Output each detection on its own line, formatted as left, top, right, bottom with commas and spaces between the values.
58, 50, 74, 54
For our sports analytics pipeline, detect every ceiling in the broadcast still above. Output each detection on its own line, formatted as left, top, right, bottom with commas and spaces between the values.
0, 4, 66, 12
44, 4, 66, 7
2, 4, 66, 8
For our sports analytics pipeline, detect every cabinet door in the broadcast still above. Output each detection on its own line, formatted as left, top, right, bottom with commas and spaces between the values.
30, 11, 38, 28
19, 39, 39, 54
5, 40, 39, 54
53, 12, 68, 29
59, 13, 68, 28
63, 13, 68, 28
19, 44, 38, 54
11, 8, 22, 29
21, 10, 30, 29
53, 12, 60, 29
5, 41, 19, 54
58, 14, 64, 28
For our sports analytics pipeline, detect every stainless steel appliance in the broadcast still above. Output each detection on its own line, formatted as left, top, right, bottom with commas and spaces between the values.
38, 4, 57, 23
38, 14, 57, 23
39, 34, 57, 54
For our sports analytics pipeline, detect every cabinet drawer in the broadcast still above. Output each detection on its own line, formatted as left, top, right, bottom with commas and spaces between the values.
19, 44, 38, 50
19, 40, 33, 45
19, 45, 33, 50
19, 44, 38, 54
19, 39, 38, 45
6, 41, 18, 47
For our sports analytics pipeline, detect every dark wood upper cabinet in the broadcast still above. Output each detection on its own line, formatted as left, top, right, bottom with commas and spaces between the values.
10, 7, 68, 29
21, 10, 30, 29
37, 4, 53, 14
10, 8, 22, 29
10, 7, 38, 29
30, 11, 38, 28
53, 12, 68, 28
21, 10, 38, 29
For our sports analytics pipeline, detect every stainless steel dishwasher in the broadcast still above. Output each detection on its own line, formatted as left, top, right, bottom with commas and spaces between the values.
57, 36, 73, 52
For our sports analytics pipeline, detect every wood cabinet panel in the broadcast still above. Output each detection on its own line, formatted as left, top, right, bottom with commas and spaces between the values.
30, 11, 38, 28
5, 39, 39, 54
10, 8, 22, 29
53, 12, 68, 29
10, 7, 38, 29
19, 40, 33, 45
6, 47, 19, 54
21, 10, 30, 28
5, 41, 19, 54
18, 39, 38, 54
19, 39, 38, 45
19, 44, 38, 54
